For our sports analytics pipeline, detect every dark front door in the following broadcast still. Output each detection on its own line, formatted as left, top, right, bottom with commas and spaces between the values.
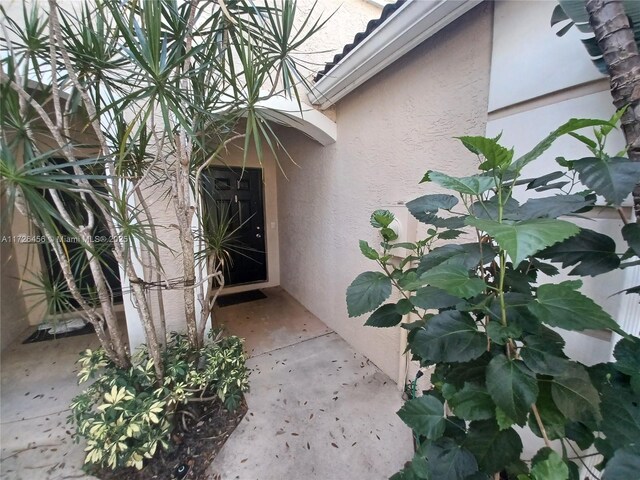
202, 167, 267, 286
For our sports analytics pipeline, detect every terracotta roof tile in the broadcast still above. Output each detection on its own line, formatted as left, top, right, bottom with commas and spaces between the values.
314, 0, 406, 82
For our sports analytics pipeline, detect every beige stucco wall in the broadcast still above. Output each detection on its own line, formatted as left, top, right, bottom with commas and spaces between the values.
486, 0, 635, 371
1, 196, 30, 350
129, 0, 380, 335
276, 5, 493, 381
1, 0, 378, 341
1, 102, 100, 330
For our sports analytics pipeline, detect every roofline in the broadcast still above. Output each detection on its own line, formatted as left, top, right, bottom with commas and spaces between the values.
308, 0, 482, 110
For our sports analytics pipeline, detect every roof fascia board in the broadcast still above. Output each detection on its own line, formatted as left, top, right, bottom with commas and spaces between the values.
309, 0, 482, 110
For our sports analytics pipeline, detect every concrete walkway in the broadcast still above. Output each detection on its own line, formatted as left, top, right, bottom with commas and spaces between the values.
1, 288, 412, 479
1, 331, 98, 480
209, 288, 412, 480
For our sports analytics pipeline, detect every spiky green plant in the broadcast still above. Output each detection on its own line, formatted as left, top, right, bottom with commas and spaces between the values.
1, 0, 327, 373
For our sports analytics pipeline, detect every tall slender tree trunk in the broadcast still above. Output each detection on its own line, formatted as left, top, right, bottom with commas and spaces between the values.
586, 0, 640, 219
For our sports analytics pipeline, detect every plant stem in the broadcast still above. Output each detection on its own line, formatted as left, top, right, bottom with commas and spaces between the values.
496, 185, 508, 329
564, 438, 602, 479
382, 263, 412, 304
531, 404, 552, 449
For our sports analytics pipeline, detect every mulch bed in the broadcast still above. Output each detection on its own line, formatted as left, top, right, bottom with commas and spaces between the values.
89, 398, 247, 480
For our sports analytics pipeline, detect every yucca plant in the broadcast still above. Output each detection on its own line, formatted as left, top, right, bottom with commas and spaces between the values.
1, 0, 326, 376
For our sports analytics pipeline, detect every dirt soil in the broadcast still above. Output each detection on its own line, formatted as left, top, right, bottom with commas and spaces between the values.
90, 398, 247, 480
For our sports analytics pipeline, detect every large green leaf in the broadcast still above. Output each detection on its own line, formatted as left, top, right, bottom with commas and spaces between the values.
510, 194, 594, 220
573, 157, 640, 205
424, 438, 479, 480
486, 322, 522, 345
486, 293, 541, 333
406, 194, 458, 224
528, 283, 623, 333
471, 196, 520, 221
486, 355, 538, 425
466, 217, 579, 266
530, 451, 569, 480
398, 271, 433, 291
365, 303, 403, 328
457, 136, 514, 171
508, 118, 614, 173
411, 311, 486, 364
520, 333, 570, 375
525, 171, 566, 190
346, 271, 392, 317
495, 406, 515, 431
464, 420, 523, 474
565, 421, 595, 450
409, 452, 430, 479
359, 240, 379, 260
612, 337, 640, 376
601, 384, 640, 449
448, 383, 495, 421
424, 171, 495, 196
539, 228, 620, 276
551, 363, 602, 425
421, 264, 487, 298
528, 381, 567, 441
411, 286, 461, 310
437, 353, 492, 389
418, 243, 497, 274
603, 448, 640, 480
370, 209, 395, 228
390, 466, 421, 480
397, 395, 446, 440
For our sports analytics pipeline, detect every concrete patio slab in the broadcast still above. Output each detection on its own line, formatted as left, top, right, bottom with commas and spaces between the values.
216, 287, 332, 357
1, 331, 98, 480
208, 332, 413, 480
2, 288, 412, 479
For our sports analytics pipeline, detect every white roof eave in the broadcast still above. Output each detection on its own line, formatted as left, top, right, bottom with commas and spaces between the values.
308, 0, 482, 110
255, 95, 337, 146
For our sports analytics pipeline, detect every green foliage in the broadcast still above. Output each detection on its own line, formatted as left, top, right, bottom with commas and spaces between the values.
346, 117, 640, 479
0, 0, 326, 368
397, 395, 446, 440
68, 332, 249, 471
346, 271, 392, 317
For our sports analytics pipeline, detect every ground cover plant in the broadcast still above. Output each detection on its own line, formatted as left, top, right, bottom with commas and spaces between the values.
347, 116, 640, 480
69, 331, 249, 475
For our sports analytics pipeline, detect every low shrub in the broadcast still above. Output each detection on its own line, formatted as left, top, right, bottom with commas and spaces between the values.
347, 117, 640, 479
68, 331, 249, 470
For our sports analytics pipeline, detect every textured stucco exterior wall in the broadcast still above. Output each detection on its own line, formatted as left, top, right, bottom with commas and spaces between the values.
276, 5, 493, 381
134, 140, 282, 338
127, 0, 379, 336
487, 0, 634, 371
1, 0, 377, 342
1, 196, 30, 351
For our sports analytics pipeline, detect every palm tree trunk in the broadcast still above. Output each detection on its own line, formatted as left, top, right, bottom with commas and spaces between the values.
586, 0, 640, 219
